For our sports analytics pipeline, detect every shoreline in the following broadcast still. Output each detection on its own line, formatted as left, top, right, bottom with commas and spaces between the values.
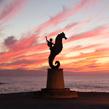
0, 91, 109, 109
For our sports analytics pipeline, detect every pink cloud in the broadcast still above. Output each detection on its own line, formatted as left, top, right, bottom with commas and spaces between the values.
28, 0, 108, 44
66, 25, 108, 43
31, 0, 89, 35
0, 32, 49, 66
0, 0, 29, 26
68, 44, 101, 53
39, 20, 90, 42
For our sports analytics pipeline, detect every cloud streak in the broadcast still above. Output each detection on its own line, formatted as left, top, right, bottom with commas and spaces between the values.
0, 0, 29, 26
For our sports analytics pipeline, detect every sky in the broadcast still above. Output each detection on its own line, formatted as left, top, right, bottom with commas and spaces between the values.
0, 0, 109, 76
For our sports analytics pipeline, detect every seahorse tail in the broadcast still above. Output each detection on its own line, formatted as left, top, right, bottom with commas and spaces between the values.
54, 61, 60, 69
49, 61, 60, 69
49, 55, 60, 69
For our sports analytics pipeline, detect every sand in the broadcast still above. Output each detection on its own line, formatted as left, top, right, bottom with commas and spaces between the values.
0, 92, 109, 109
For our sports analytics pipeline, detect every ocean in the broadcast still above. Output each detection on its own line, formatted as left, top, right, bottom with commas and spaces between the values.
0, 76, 109, 94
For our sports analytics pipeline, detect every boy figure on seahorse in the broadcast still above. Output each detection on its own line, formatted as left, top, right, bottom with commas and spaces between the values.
45, 36, 54, 50
45, 32, 67, 69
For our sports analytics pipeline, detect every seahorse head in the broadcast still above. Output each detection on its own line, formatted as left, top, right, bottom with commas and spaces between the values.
58, 32, 67, 40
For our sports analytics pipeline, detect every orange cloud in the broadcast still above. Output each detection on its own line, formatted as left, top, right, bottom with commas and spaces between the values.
59, 48, 109, 72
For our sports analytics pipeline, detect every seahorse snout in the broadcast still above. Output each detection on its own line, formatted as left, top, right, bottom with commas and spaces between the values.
65, 37, 67, 40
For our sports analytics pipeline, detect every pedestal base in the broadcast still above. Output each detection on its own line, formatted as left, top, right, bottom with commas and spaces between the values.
34, 88, 78, 98
41, 88, 78, 98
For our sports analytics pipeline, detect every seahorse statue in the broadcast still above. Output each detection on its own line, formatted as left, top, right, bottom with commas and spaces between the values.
46, 32, 67, 69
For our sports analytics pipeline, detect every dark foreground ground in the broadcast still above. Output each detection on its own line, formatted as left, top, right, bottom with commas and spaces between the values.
0, 92, 109, 109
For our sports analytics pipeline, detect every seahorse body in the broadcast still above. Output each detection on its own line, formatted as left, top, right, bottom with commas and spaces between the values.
48, 32, 67, 69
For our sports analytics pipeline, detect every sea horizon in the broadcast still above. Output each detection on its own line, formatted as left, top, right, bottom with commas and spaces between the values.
0, 76, 109, 94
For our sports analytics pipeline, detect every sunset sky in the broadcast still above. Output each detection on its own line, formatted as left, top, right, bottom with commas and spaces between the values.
0, 0, 109, 75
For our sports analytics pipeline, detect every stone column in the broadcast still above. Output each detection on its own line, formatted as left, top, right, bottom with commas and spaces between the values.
47, 69, 64, 89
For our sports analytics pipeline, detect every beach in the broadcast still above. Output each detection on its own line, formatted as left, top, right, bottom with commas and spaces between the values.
0, 92, 109, 109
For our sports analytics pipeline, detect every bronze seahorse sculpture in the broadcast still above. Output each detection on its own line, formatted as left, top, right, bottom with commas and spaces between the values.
46, 32, 67, 69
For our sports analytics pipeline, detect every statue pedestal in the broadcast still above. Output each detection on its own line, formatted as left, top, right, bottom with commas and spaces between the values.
40, 69, 78, 98
47, 69, 64, 89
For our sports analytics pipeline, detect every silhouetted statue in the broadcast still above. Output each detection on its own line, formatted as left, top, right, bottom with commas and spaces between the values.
45, 32, 67, 69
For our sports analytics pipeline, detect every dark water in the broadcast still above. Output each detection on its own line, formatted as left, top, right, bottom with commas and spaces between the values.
0, 76, 109, 94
